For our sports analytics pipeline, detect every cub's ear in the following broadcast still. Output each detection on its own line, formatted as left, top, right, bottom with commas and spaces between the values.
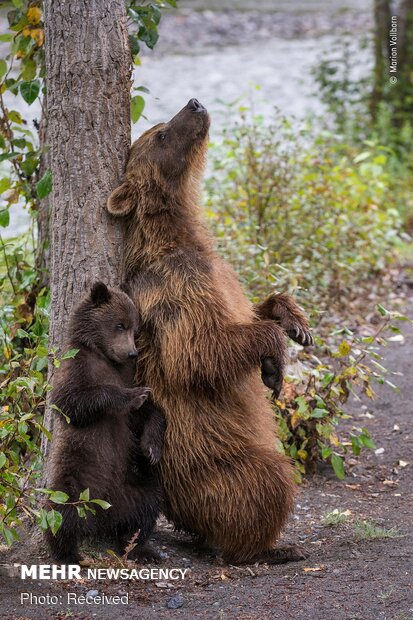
107, 182, 136, 217
120, 281, 132, 297
91, 282, 111, 306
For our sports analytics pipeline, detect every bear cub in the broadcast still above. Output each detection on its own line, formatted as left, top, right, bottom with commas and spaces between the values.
45, 282, 165, 564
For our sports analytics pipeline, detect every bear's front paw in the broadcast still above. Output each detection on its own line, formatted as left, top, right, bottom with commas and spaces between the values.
286, 324, 314, 347
261, 357, 283, 399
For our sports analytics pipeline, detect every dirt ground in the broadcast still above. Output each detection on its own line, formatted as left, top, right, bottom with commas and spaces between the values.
1, 298, 412, 620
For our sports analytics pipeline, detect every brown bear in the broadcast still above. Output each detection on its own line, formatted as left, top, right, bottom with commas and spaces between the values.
107, 99, 312, 564
45, 282, 165, 564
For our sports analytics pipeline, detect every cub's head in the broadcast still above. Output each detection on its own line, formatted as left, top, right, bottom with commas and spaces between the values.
107, 98, 210, 217
69, 282, 139, 364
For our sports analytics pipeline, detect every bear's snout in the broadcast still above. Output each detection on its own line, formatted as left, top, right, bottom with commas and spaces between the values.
187, 98, 207, 114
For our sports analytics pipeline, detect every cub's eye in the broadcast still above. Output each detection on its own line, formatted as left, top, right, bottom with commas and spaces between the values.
158, 132, 166, 141
116, 323, 125, 330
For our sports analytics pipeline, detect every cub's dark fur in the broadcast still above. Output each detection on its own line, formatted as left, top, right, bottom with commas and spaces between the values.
45, 282, 165, 564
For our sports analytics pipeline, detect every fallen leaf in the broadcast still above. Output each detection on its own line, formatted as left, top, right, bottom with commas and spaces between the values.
382, 479, 398, 486
398, 460, 409, 468
388, 334, 405, 343
303, 565, 325, 573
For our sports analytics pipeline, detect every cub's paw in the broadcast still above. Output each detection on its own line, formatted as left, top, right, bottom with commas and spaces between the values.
131, 386, 151, 410
140, 436, 163, 465
128, 543, 163, 563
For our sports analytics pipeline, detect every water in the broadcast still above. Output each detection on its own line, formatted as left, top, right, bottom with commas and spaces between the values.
133, 36, 335, 139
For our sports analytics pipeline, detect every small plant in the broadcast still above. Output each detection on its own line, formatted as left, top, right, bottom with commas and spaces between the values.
354, 520, 400, 540
322, 509, 350, 526
275, 305, 409, 478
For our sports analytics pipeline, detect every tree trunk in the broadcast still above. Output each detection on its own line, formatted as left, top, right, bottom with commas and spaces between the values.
371, 0, 391, 121
35, 107, 50, 290
394, 0, 413, 123
41, 0, 131, 464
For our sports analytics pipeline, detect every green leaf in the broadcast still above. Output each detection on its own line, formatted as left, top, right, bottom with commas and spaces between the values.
21, 58, 37, 81
36, 169, 52, 199
359, 433, 376, 450
138, 24, 159, 50
0, 209, 10, 228
295, 395, 309, 415
47, 509, 63, 535
310, 408, 328, 419
1, 525, 15, 546
49, 491, 69, 504
8, 110, 23, 124
61, 348, 79, 360
351, 436, 361, 456
79, 488, 90, 501
353, 151, 370, 163
331, 454, 345, 480
20, 79, 41, 105
37, 508, 49, 531
0, 452, 7, 469
0, 178, 12, 193
0, 60, 7, 80
20, 154, 38, 177
90, 499, 111, 510
0, 34, 13, 43
321, 445, 332, 459
129, 35, 140, 57
377, 304, 389, 317
76, 506, 86, 518
131, 95, 145, 124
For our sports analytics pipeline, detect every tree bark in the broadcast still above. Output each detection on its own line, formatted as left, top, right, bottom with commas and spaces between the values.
35, 107, 50, 290
371, 0, 391, 121
42, 0, 131, 463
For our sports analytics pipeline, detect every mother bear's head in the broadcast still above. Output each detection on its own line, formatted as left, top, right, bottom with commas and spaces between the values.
107, 99, 210, 218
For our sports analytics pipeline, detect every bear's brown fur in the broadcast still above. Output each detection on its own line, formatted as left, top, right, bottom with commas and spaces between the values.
107, 99, 311, 564
45, 282, 165, 564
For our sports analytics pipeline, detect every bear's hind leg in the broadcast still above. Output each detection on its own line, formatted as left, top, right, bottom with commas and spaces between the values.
44, 503, 82, 564
114, 483, 162, 562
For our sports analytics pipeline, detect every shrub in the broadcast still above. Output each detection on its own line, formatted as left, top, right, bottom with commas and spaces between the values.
274, 306, 408, 478
206, 110, 402, 312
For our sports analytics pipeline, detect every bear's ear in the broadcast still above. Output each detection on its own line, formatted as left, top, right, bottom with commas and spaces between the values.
107, 182, 136, 217
91, 282, 111, 306
120, 281, 132, 297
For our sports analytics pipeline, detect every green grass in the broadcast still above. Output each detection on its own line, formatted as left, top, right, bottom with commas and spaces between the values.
322, 509, 349, 526
354, 520, 400, 540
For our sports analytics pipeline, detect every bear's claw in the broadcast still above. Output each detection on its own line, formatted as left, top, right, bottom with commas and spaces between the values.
287, 326, 313, 347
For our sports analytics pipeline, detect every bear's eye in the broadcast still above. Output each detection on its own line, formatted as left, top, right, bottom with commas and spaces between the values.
158, 132, 166, 141
116, 323, 125, 330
